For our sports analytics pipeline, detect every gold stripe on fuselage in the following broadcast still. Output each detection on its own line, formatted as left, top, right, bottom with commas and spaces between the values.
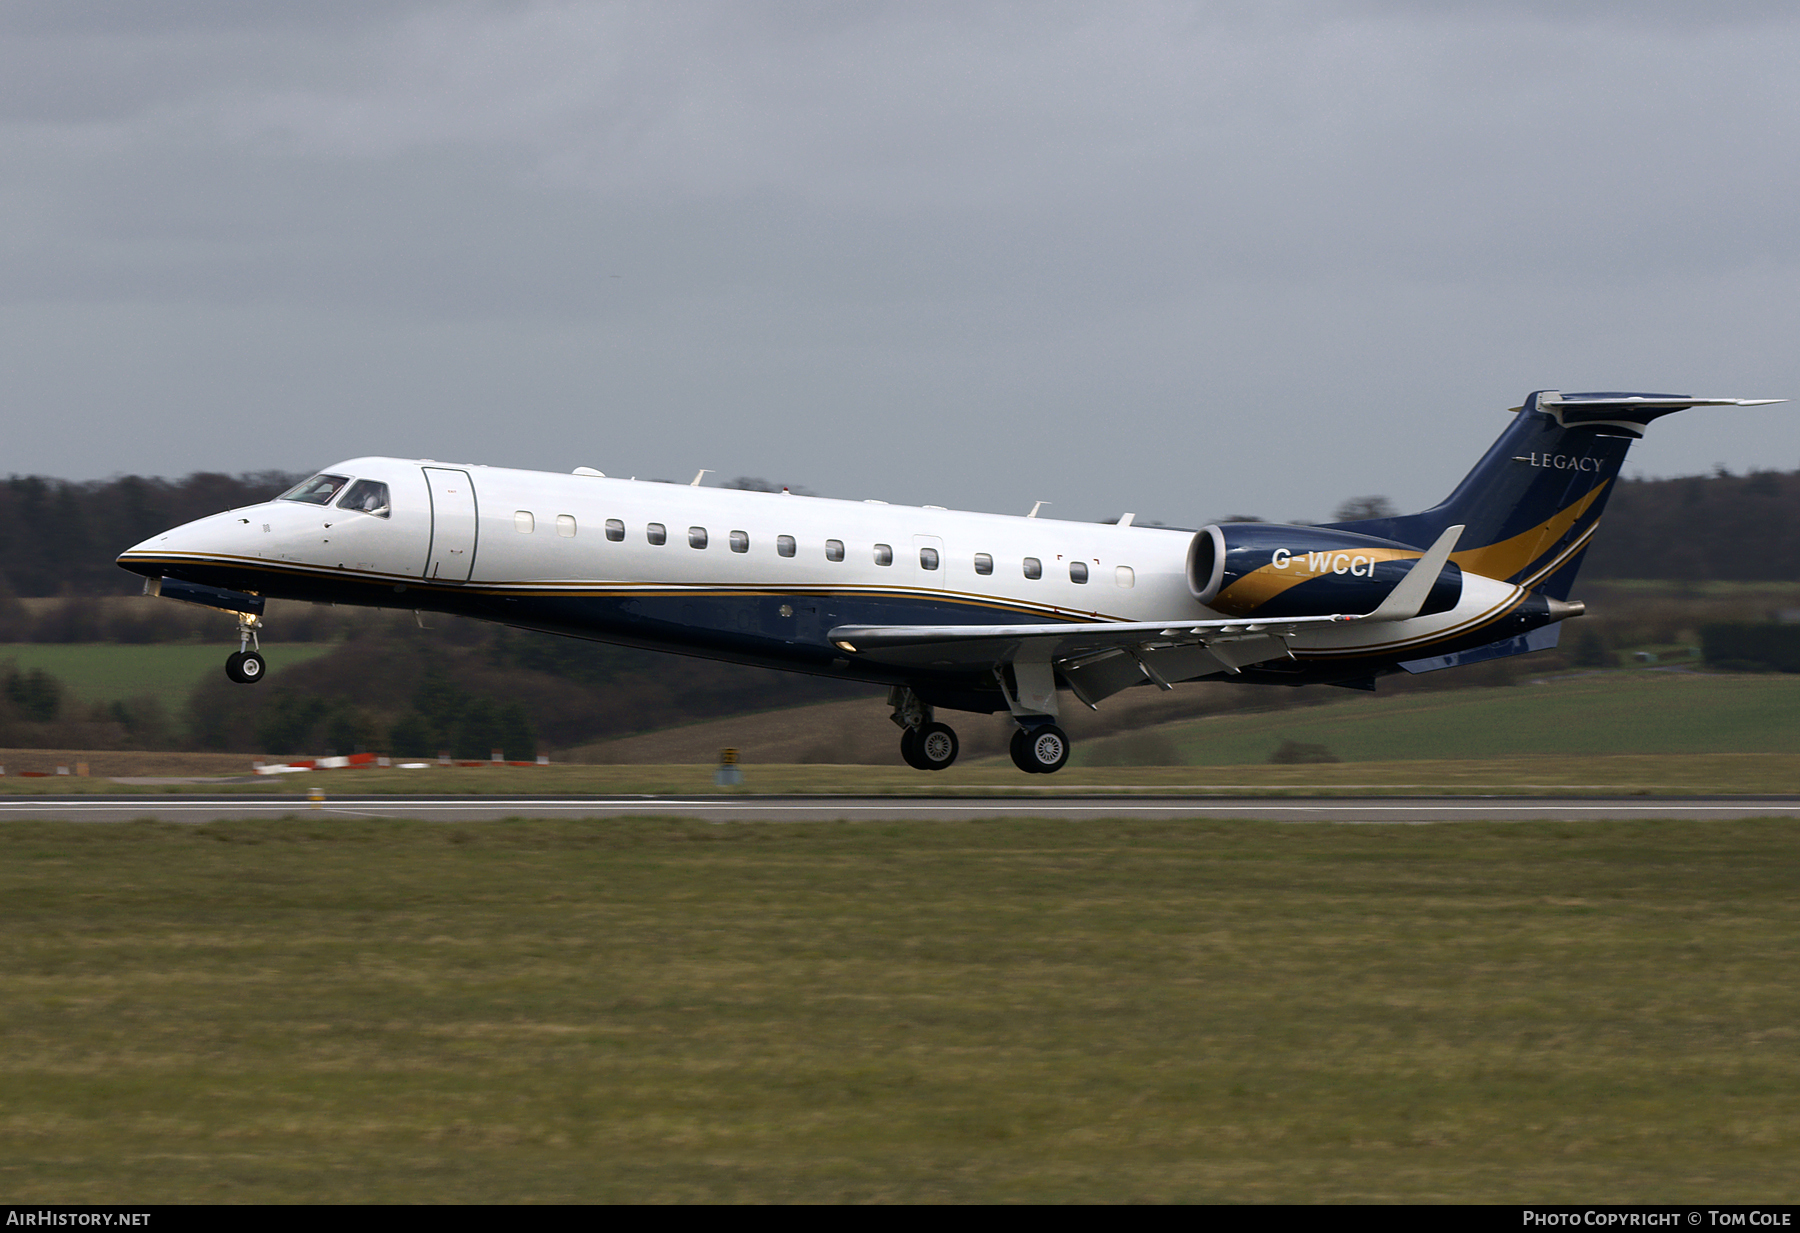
1449, 480, 1608, 582
1212, 546, 1424, 615
1294, 587, 1529, 660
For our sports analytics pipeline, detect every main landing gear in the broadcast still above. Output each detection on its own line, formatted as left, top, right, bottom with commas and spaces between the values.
890, 687, 959, 771
224, 612, 268, 685
992, 661, 1070, 774
901, 722, 960, 771
1009, 724, 1070, 775
887, 686, 1072, 774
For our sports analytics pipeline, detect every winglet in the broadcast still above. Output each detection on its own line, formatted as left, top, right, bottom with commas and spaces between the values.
1363, 524, 1464, 622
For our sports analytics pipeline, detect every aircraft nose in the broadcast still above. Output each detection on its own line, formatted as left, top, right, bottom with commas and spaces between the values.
115, 510, 255, 579
116, 531, 172, 579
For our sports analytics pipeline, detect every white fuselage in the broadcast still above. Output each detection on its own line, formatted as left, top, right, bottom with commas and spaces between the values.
120, 456, 1531, 691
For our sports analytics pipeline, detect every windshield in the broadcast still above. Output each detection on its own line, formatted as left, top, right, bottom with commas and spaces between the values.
279, 474, 350, 505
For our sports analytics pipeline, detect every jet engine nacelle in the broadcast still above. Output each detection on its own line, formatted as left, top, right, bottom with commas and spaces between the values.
1188, 522, 1463, 619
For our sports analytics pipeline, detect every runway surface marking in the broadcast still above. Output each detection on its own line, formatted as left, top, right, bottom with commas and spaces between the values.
4, 794, 1800, 823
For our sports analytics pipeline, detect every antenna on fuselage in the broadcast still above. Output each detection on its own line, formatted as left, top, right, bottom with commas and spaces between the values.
1027, 501, 1050, 518
690, 469, 712, 486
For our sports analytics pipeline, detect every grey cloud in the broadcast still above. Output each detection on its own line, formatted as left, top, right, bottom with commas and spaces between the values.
4, 2, 1797, 525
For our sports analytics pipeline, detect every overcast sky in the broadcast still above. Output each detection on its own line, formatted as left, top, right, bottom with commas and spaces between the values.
5, 1, 1797, 524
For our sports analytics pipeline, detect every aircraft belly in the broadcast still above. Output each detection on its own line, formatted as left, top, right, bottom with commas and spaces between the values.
1288, 576, 1526, 658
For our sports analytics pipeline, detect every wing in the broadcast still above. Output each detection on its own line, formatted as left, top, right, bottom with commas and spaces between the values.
826, 613, 1343, 706
825, 524, 1464, 705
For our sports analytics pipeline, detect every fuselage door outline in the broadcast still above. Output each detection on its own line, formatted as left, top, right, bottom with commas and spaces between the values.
422, 467, 479, 582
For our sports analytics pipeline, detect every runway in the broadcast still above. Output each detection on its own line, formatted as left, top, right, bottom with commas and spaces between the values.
4, 793, 1800, 823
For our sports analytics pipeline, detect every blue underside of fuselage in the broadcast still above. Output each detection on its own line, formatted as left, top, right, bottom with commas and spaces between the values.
121, 556, 1555, 713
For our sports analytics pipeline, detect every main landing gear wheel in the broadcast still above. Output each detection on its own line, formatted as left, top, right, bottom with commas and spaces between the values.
1010, 724, 1069, 775
914, 721, 958, 771
225, 650, 267, 684
900, 722, 960, 771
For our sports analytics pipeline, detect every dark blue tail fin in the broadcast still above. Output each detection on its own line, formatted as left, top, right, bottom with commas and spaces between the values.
1326, 391, 1782, 600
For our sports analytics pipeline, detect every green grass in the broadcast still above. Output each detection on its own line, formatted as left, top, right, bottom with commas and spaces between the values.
1065, 672, 1800, 767
0, 642, 335, 704
1588, 579, 1800, 596
1, 815, 1796, 1202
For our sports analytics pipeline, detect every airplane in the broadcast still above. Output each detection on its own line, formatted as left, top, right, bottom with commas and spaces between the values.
116, 390, 1781, 774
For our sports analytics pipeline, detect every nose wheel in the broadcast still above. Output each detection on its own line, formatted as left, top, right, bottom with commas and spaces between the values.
225, 650, 267, 684
224, 612, 268, 685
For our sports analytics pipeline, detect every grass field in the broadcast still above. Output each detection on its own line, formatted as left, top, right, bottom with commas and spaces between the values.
1, 815, 1795, 1202
0, 643, 336, 704
1065, 671, 1800, 766
3, 667, 1800, 795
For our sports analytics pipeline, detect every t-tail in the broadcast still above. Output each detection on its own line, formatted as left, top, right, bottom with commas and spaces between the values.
1325, 391, 1785, 600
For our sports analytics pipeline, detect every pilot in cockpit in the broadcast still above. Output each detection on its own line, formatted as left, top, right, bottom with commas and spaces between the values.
337, 479, 391, 517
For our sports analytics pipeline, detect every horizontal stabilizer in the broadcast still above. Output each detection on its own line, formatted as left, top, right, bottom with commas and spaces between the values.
1517, 391, 1786, 436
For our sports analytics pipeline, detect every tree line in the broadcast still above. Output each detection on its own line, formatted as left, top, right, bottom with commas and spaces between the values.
2, 463, 1798, 756
0, 472, 302, 598
3, 464, 1797, 598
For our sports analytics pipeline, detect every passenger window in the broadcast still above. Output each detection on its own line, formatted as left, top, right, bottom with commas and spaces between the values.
873, 544, 893, 566
1023, 557, 1042, 580
919, 547, 939, 570
689, 526, 708, 549
974, 553, 993, 576
1070, 561, 1089, 584
729, 530, 749, 553
557, 515, 576, 538
647, 523, 667, 546
514, 511, 534, 534
605, 518, 625, 542
777, 535, 796, 558
826, 539, 845, 562
336, 479, 390, 517
1115, 565, 1135, 588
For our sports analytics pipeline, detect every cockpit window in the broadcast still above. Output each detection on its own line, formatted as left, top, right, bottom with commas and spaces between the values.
280, 474, 350, 505
337, 479, 391, 517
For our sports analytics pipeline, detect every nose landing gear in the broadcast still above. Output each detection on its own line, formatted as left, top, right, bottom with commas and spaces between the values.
224, 612, 267, 685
